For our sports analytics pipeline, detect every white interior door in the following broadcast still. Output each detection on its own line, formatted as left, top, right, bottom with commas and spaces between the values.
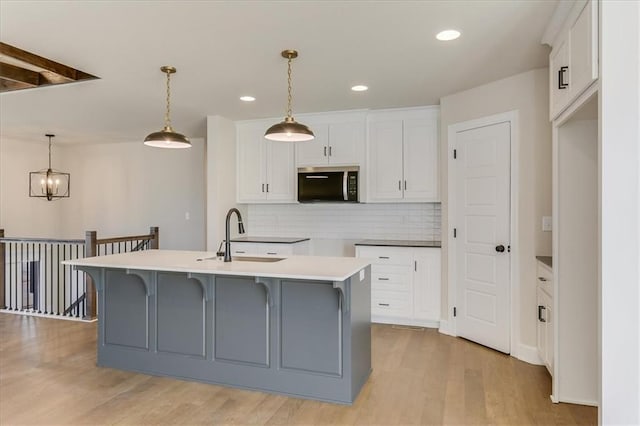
454, 121, 511, 353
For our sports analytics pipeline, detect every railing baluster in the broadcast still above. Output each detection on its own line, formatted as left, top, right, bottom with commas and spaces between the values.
9, 244, 13, 310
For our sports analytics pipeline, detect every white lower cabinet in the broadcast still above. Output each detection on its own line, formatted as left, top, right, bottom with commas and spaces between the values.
536, 260, 554, 374
230, 241, 310, 257
355, 245, 441, 327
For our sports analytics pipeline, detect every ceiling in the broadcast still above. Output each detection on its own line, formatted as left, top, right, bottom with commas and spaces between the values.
0, 1, 556, 145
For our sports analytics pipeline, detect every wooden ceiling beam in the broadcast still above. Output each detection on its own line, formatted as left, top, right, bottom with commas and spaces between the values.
0, 62, 40, 87
0, 42, 98, 93
0, 42, 79, 81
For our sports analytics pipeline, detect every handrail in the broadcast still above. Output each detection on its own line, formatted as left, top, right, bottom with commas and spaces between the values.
0, 237, 85, 244
0, 226, 159, 320
96, 234, 154, 245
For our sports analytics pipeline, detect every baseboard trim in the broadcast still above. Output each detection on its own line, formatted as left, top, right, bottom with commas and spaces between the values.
557, 396, 598, 407
438, 319, 456, 336
371, 315, 439, 329
515, 342, 543, 365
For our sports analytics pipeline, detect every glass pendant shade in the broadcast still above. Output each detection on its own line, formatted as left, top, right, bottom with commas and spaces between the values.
29, 134, 70, 201
264, 117, 315, 142
265, 50, 314, 142
144, 66, 191, 149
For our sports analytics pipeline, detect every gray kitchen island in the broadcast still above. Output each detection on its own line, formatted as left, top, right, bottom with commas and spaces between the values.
64, 250, 371, 404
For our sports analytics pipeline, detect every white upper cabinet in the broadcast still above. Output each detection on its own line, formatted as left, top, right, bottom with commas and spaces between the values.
236, 120, 296, 203
295, 112, 366, 167
548, 0, 598, 120
367, 107, 439, 202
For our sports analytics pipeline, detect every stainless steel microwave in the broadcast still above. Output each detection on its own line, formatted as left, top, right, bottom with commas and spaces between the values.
297, 166, 359, 203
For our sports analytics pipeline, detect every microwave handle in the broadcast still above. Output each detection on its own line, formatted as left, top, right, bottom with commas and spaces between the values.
343, 171, 348, 201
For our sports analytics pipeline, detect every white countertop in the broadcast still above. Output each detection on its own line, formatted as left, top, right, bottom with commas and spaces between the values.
63, 249, 370, 282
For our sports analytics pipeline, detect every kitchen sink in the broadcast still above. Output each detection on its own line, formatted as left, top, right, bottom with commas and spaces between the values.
232, 256, 285, 263
197, 256, 285, 263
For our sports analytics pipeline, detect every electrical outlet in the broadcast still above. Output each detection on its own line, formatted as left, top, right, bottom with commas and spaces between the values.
542, 216, 552, 232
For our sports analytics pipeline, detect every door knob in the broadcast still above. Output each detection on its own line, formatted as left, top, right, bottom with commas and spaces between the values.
495, 245, 505, 253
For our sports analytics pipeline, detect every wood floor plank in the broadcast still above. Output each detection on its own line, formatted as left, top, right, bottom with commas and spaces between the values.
0, 313, 597, 425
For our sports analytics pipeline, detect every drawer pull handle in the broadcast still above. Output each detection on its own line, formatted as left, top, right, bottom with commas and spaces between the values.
235, 250, 246, 254
538, 277, 548, 282
378, 303, 390, 307
266, 252, 278, 255
538, 305, 547, 322
378, 277, 389, 281
378, 256, 390, 259
558, 66, 568, 89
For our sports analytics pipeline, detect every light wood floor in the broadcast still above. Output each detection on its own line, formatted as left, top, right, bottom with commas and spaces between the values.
0, 313, 596, 425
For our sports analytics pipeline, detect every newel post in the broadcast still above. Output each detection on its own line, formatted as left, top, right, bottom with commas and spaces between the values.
0, 229, 5, 309
84, 230, 97, 320
150, 226, 159, 249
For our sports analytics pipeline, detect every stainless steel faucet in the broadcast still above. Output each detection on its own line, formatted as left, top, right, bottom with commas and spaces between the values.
224, 208, 245, 262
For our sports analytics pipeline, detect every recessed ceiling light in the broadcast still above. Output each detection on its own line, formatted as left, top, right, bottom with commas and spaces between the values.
240, 95, 256, 102
351, 85, 368, 92
436, 30, 461, 41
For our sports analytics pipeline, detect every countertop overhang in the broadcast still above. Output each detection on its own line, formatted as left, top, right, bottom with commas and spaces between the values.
63, 249, 370, 282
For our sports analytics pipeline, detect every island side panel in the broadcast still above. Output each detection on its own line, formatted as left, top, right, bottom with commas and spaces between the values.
103, 270, 149, 350
214, 276, 269, 366
280, 279, 342, 376
156, 272, 206, 358
348, 265, 372, 401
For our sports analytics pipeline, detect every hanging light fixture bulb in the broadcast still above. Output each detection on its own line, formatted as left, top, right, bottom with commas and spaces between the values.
264, 50, 314, 142
144, 66, 191, 149
29, 134, 70, 201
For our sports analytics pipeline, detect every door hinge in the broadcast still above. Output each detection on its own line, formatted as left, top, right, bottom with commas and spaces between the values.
453, 149, 457, 159
453, 228, 457, 238
453, 307, 457, 317
508, 245, 511, 253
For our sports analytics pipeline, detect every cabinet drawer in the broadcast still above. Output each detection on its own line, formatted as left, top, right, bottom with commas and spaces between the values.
371, 270, 411, 292
356, 246, 413, 266
372, 291, 412, 317
230, 242, 294, 257
536, 261, 553, 296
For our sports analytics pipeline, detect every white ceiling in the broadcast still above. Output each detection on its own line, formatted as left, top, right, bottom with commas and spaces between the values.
0, 0, 555, 145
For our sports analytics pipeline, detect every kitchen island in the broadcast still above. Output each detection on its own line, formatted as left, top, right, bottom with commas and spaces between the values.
64, 250, 371, 404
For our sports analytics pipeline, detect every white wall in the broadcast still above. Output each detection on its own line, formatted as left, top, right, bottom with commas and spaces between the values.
206, 116, 245, 251
0, 138, 206, 250
600, 0, 640, 423
439, 68, 552, 352
247, 203, 441, 256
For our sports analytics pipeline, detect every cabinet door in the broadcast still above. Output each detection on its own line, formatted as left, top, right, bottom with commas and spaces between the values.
403, 117, 439, 201
266, 140, 296, 202
569, 0, 598, 99
545, 297, 553, 372
328, 121, 365, 166
550, 38, 570, 120
295, 123, 329, 167
367, 119, 404, 201
413, 248, 441, 321
237, 122, 267, 202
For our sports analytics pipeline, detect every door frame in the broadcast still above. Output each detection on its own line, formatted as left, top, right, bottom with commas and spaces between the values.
445, 110, 520, 356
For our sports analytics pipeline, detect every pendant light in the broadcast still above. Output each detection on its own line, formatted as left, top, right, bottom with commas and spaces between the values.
264, 50, 314, 142
144, 66, 191, 149
29, 134, 70, 201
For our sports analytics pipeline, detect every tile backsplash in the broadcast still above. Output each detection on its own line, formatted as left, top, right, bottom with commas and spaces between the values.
247, 203, 441, 241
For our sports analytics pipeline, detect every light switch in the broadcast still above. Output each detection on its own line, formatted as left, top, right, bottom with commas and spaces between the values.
542, 216, 552, 232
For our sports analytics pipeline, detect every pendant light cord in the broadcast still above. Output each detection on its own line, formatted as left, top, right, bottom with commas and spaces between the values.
165, 71, 172, 129
286, 55, 293, 119
47, 135, 52, 169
